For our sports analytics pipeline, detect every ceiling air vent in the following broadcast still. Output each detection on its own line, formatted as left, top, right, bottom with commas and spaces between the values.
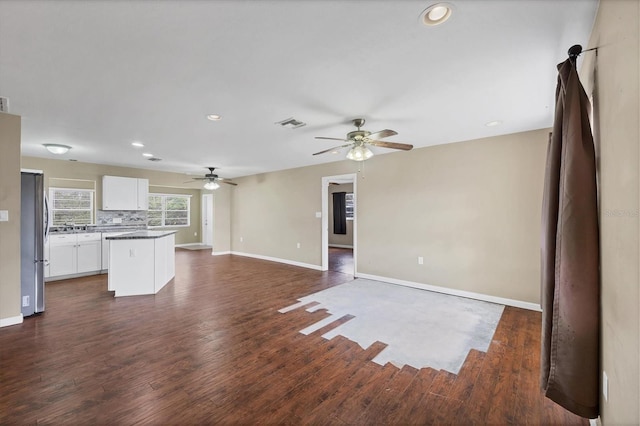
0, 97, 9, 113
147, 157, 162, 162
275, 117, 306, 129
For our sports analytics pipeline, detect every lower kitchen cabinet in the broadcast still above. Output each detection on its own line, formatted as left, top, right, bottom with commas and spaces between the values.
47, 233, 102, 280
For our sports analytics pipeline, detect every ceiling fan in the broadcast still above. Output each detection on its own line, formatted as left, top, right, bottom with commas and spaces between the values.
313, 118, 413, 161
186, 167, 237, 190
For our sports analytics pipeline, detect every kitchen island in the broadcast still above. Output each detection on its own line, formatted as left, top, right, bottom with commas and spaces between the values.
106, 230, 177, 297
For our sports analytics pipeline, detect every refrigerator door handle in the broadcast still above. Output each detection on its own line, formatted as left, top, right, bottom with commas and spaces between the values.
44, 192, 50, 241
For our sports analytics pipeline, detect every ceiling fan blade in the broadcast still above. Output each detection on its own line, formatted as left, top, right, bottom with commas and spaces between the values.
222, 180, 238, 186
189, 177, 208, 180
366, 129, 397, 140
368, 140, 414, 151
315, 136, 349, 142
312, 143, 352, 156
183, 180, 198, 184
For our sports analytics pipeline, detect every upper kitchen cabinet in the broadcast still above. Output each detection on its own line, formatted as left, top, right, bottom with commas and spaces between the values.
102, 176, 149, 210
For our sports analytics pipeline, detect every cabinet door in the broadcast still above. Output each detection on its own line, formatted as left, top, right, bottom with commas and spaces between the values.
44, 239, 51, 278
137, 178, 149, 210
103, 176, 137, 210
49, 243, 76, 277
77, 241, 102, 273
101, 238, 109, 271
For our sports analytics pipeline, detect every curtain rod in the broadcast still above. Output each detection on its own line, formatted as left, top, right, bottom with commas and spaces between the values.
568, 44, 598, 61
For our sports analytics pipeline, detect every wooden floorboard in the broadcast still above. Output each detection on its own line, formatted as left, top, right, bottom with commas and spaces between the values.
0, 249, 587, 425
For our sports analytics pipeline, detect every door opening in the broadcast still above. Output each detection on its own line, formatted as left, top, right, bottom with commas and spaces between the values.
201, 193, 213, 246
321, 174, 357, 275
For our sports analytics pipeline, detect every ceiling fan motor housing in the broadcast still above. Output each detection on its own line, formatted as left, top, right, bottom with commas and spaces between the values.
347, 130, 370, 141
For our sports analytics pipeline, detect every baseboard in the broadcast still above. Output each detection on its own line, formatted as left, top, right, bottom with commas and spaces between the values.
329, 244, 354, 249
589, 418, 600, 426
175, 242, 204, 247
231, 251, 322, 271
0, 314, 23, 328
355, 272, 542, 311
212, 251, 231, 256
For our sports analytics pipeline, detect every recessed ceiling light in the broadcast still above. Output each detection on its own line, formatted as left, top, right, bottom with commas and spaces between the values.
43, 144, 71, 154
142, 153, 153, 157
485, 120, 503, 127
131, 141, 144, 148
207, 114, 221, 121
421, 3, 453, 26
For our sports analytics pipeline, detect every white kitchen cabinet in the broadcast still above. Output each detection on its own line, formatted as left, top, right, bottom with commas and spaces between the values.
102, 176, 149, 210
44, 238, 51, 278
48, 233, 102, 280
76, 233, 102, 273
101, 232, 129, 272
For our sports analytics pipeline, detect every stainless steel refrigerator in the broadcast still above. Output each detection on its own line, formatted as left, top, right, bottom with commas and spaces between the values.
21, 171, 48, 317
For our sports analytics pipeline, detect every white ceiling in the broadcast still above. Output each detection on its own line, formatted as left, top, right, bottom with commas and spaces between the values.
0, 0, 598, 179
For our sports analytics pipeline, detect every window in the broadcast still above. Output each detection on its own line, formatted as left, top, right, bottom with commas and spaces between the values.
148, 194, 190, 227
346, 192, 354, 220
49, 188, 94, 226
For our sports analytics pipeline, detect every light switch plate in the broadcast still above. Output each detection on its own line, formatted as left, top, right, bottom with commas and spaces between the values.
315, 212, 321, 218
0, 210, 8, 222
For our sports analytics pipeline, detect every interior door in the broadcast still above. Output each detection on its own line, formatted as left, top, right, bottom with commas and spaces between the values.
202, 194, 213, 246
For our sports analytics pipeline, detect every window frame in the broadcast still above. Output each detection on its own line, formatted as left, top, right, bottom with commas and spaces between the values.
345, 192, 354, 221
147, 193, 191, 228
48, 187, 95, 226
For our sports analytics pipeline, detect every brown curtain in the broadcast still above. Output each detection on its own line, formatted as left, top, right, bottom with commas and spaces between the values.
540, 58, 600, 419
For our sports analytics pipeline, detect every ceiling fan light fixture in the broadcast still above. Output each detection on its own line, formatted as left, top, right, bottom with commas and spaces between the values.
43, 144, 71, 154
204, 181, 220, 190
206, 114, 221, 121
421, 3, 453, 26
346, 145, 373, 162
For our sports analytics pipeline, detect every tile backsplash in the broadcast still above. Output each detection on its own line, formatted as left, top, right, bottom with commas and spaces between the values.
97, 210, 148, 226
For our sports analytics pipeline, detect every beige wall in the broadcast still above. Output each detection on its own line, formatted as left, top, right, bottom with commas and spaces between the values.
21, 157, 204, 245
232, 128, 548, 303
0, 113, 22, 325
329, 183, 354, 247
581, 0, 640, 423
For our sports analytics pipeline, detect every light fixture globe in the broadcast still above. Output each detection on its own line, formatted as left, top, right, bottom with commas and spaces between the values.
43, 144, 71, 155
204, 181, 220, 190
346, 145, 374, 162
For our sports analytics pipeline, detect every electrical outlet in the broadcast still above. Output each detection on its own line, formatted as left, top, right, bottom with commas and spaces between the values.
22, 295, 29, 307
297, 242, 301, 249
603, 371, 608, 401
240, 236, 244, 242
418, 256, 424, 265
194, 232, 197, 236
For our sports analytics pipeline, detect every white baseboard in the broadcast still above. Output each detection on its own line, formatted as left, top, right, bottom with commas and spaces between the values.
0, 314, 23, 328
175, 242, 205, 248
589, 418, 600, 426
329, 244, 354, 249
231, 251, 322, 271
212, 251, 231, 256
355, 272, 542, 311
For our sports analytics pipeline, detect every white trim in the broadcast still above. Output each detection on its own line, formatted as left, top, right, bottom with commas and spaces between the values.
0, 314, 24, 328
355, 272, 542, 311
212, 251, 231, 256
231, 251, 322, 271
20, 168, 43, 174
328, 244, 354, 249
588, 418, 599, 426
175, 243, 206, 247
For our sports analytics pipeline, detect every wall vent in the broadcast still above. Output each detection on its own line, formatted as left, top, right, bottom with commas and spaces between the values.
147, 157, 162, 162
275, 117, 306, 129
0, 97, 9, 113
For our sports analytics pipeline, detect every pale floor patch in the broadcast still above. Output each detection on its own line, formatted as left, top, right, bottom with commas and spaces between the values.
279, 278, 504, 373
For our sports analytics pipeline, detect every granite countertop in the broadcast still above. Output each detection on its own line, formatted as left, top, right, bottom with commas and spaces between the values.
49, 225, 147, 235
105, 230, 178, 240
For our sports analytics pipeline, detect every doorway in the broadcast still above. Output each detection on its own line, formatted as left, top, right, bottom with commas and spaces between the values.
201, 193, 213, 246
321, 174, 356, 275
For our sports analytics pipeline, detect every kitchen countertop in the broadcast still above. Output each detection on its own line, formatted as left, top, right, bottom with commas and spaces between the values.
105, 230, 178, 240
49, 226, 147, 235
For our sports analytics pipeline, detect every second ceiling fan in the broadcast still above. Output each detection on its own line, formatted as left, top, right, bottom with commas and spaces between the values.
313, 118, 413, 161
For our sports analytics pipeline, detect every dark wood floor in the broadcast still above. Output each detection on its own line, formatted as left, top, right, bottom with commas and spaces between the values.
329, 247, 354, 275
0, 249, 587, 425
